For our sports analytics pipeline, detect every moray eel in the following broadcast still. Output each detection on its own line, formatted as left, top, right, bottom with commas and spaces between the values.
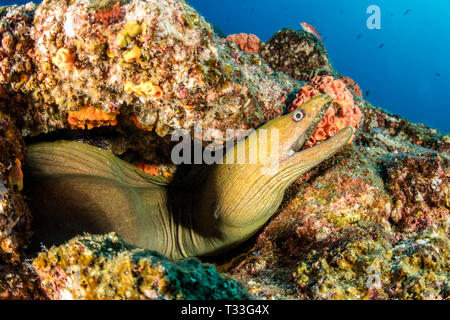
24, 95, 353, 259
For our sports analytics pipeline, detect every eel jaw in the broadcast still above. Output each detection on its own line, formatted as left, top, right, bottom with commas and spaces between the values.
281, 126, 354, 175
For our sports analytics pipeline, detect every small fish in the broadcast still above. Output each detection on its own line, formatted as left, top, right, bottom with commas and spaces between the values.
365, 90, 370, 98
340, 8, 344, 14
379, 43, 384, 49
300, 22, 323, 40
357, 34, 362, 40
404, 9, 411, 15
390, 13, 395, 17
435, 73, 441, 77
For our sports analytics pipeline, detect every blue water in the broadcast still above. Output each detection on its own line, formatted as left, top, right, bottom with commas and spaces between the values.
2, 0, 449, 133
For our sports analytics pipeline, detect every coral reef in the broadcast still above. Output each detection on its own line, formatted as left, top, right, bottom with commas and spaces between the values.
0, 0, 297, 143
33, 233, 250, 300
225, 101, 449, 300
223, 33, 260, 53
289, 76, 363, 147
0, 0, 447, 301
0, 112, 38, 299
259, 28, 334, 82
293, 227, 448, 300
67, 106, 119, 130
0, 263, 40, 299
0, 112, 30, 264
340, 76, 363, 98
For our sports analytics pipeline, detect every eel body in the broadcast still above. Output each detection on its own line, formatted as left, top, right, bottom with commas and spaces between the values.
24, 95, 353, 259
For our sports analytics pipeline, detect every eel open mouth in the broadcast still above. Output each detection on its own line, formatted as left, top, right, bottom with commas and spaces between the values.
291, 100, 331, 154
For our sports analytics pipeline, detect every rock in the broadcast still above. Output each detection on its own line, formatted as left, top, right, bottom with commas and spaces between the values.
259, 28, 334, 82
0, 112, 38, 299
33, 233, 251, 300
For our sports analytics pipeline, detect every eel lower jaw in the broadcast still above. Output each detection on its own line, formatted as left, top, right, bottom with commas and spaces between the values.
283, 126, 354, 169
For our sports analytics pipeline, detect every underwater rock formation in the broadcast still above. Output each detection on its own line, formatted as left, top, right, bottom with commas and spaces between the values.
33, 233, 250, 300
340, 76, 363, 99
225, 101, 449, 300
289, 75, 362, 147
0, 112, 30, 264
0, 113, 37, 299
0, 0, 297, 142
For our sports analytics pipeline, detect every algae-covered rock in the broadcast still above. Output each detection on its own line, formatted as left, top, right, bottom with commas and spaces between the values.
259, 28, 334, 82
0, 0, 298, 142
294, 227, 449, 300
0, 112, 38, 299
33, 233, 251, 300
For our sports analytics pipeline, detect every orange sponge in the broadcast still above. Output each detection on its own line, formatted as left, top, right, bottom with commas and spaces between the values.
67, 106, 119, 130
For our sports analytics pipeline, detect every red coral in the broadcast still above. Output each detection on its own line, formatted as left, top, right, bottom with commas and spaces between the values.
289, 76, 363, 147
93, 2, 125, 26
224, 33, 260, 53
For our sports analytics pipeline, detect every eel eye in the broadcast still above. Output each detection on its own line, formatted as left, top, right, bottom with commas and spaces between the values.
292, 110, 304, 122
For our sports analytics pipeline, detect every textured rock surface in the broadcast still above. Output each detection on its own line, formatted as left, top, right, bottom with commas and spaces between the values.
259, 28, 334, 82
0, 0, 297, 142
0, 113, 37, 299
33, 233, 250, 300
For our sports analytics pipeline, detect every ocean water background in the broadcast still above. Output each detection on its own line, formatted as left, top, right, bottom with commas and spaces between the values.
2, 0, 449, 133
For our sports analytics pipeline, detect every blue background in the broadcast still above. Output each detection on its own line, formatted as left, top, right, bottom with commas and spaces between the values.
2, 0, 449, 133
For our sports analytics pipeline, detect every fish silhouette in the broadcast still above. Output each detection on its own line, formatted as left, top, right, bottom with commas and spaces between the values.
366, 90, 370, 98
379, 43, 385, 49
357, 34, 362, 40
404, 9, 411, 15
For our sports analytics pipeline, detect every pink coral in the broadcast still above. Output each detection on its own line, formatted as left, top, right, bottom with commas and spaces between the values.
289, 76, 363, 147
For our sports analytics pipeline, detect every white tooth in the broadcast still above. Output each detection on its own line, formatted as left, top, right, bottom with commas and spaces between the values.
287, 149, 295, 157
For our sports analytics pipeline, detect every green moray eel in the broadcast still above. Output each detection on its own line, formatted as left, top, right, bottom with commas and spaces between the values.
24, 95, 353, 259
